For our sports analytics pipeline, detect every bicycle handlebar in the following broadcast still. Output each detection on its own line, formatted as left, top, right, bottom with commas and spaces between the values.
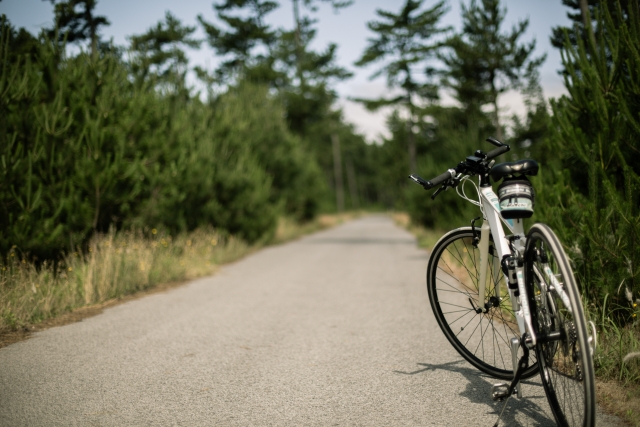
486, 144, 510, 160
409, 136, 510, 192
409, 168, 457, 190
426, 169, 456, 189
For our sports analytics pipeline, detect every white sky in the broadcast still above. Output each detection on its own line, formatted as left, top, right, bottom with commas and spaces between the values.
1, 0, 571, 142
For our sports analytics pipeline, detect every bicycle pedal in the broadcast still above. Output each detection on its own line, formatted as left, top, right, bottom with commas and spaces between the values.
491, 383, 509, 401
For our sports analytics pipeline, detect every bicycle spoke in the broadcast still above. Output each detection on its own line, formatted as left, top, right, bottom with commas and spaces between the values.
447, 245, 480, 290
450, 309, 478, 330
526, 224, 594, 427
435, 272, 476, 298
428, 229, 538, 381
461, 237, 481, 283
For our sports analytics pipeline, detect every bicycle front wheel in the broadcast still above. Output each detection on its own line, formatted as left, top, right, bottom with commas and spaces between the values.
525, 223, 595, 427
427, 227, 538, 380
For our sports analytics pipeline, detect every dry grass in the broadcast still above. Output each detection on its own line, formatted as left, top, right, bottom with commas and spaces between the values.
589, 306, 640, 425
0, 213, 358, 340
271, 212, 362, 245
0, 227, 248, 334
597, 380, 640, 426
391, 212, 443, 250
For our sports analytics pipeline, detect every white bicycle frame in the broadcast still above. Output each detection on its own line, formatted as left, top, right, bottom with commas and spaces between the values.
475, 183, 538, 346
469, 177, 577, 351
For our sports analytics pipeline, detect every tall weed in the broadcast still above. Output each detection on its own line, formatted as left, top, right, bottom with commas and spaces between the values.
0, 214, 356, 333
0, 227, 247, 332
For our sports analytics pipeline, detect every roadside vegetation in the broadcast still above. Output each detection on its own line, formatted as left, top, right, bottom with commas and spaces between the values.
0, 213, 358, 340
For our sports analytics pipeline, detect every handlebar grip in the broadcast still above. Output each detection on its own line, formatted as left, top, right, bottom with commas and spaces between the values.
486, 144, 510, 160
425, 169, 456, 189
486, 136, 503, 147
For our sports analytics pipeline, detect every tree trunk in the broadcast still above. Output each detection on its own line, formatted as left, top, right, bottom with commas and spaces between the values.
579, 0, 597, 47
91, 25, 97, 60
345, 157, 359, 209
292, 0, 305, 87
493, 98, 503, 141
407, 100, 417, 174
331, 133, 345, 212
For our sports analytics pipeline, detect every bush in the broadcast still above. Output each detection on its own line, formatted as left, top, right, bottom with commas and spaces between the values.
537, 1, 640, 306
0, 20, 324, 257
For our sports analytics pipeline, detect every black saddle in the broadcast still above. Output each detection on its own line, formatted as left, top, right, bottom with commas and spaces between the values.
490, 159, 539, 180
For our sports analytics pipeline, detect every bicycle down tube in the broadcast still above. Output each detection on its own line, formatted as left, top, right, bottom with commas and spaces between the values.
476, 183, 536, 346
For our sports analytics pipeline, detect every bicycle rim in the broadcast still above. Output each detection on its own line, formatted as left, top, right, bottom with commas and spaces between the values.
526, 223, 595, 427
427, 227, 538, 380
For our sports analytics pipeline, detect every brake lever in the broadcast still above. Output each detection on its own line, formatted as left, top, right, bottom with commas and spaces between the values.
431, 183, 448, 200
430, 175, 464, 200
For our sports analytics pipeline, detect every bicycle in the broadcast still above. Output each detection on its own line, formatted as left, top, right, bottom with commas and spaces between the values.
409, 137, 596, 427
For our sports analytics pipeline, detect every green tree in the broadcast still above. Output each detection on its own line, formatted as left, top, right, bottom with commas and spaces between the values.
551, 0, 599, 53
128, 11, 201, 91
355, 0, 449, 173
290, 0, 353, 87
439, 0, 545, 141
273, 18, 352, 135
508, 68, 551, 162
0, 14, 328, 257
550, 0, 635, 76
0, 22, 137, 257
197, 0, 278, 84
198, 0, 352, 134
0, 16, 40, 63
46, 0, 110, 59
540, 0, 640, 306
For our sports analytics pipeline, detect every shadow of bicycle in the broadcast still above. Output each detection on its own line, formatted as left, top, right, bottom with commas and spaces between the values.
394, 360, 555, 427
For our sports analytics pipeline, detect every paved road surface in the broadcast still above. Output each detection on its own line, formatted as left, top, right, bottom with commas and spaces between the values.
0, 216, 623, 426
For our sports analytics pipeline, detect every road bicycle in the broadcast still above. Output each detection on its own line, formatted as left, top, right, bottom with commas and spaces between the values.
409, 137, 596, 427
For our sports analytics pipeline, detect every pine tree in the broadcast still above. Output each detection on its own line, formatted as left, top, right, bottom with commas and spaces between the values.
128, 11, 201, 90
439, 0, 544, 141
542, 0, 640, 304
290, 0, 352, 87
197, 0, 278, 84
354, 0, 449, 174
550, 0, 599, 52
46, 0, 110, 59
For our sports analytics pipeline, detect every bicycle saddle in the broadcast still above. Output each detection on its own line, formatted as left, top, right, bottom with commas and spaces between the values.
490, 159, 539, 180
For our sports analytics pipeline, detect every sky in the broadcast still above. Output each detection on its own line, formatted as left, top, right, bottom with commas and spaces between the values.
1, 0, 572, 142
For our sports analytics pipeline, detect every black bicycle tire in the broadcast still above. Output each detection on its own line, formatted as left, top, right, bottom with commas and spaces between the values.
427, 227, 538, 380
525, 223, 595, 427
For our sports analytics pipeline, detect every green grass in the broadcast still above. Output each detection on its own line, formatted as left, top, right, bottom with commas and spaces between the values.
588, 298, 640, 385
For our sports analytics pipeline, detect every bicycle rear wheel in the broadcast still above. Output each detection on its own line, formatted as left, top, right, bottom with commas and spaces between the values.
427, 227, 538, 380
525, 223, 595, 427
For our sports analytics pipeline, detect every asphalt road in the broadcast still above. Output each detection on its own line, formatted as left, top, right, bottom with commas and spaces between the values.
0, 216, 624, 426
